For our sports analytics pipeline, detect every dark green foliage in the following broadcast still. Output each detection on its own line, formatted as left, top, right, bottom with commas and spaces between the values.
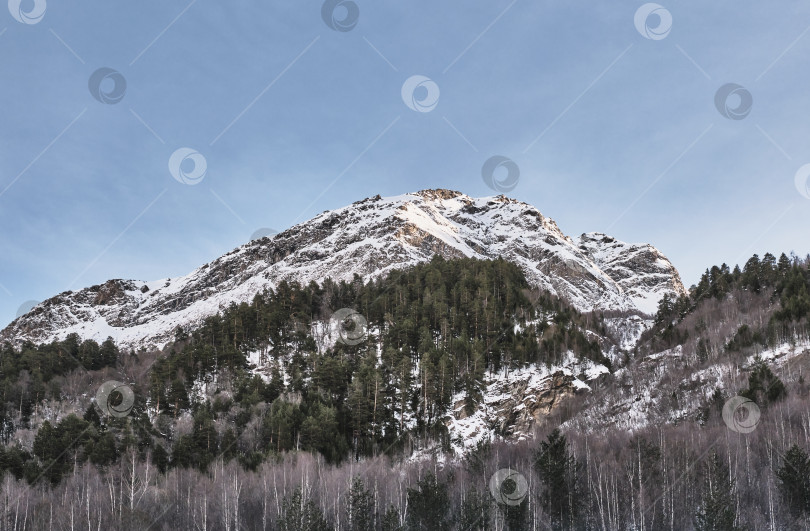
0, 334, 116, 384
220, 428, 238, 461
151, 444, 169, 474
458, 488, 492, 530
32, 415, 92, 485
406, 472, 452, 531
140, 257, 608, 465
725, 325, 765, 353
83, 404, 102, 427
170, 406, 222, 471
2, 258, 613, 480
278, 486, 330, 531
79, 338, 119, 370
655, 293, 692, 326
299, 402, 347, 463
534, 429, 580, 530
773, 264, 810, 323
502, 498, 528, 531
88, 431, 118, 467
262, 398, 303, 454
348, 477, 374, 531
740, 359, 786, 405
381, 505, 403, 531
653, 292, 691, 349
652, 252, 810, 354
170, 434, 196, 469
694, 451, 740, 531
776, 445, 810, 516
0, 445, 30, 480
0, 335, 116, 432
235, 373, 281, 406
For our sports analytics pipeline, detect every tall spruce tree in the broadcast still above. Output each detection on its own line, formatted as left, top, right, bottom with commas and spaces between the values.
381, 505, 403, 531
741, 358, 786, 405
694, 451, 740, 531
406, 472, 451, 530
279, 486, 330, 531
776, 445, 810, 516
534, 429, 580, 530
348, 476, 374, 531
458, 488, 492, 530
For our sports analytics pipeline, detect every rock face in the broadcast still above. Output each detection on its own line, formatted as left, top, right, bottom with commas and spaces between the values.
577, 232, 686, 315
1, 189, 685, 351
446, 361, 608, 453
489, 371, 581, 437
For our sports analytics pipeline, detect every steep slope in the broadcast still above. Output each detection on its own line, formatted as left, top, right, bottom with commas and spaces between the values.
578, 232, 686, 315
1, 189, 685, 351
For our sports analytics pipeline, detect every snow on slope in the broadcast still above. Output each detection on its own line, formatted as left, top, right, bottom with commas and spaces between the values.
2, 189, 685, 352
578, 233, 686, 315
445, 354, 610, 455
560, 340, 810, 434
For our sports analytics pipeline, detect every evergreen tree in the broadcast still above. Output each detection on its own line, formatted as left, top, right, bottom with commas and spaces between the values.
694, 451, 740, 531
503, 500, 528, 531
381, 505, 402, 531
152, 443, 169, 474
32, 415, 91, 484
741, 359, 786, 405
279, 486, 330, 531
776, 445, 810, 516
99, 337, 119, 367
777, 253, 792, 274
88, 431, 117, 467
458, 489, 492, 531
348, 476, 374, 531
742, 255, 762, 293
406, 472, 451, 531
534, 429, 580, 530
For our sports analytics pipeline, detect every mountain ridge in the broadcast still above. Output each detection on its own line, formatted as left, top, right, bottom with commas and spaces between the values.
1, 189, 685, 351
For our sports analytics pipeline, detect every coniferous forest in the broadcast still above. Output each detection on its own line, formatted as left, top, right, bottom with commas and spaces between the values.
0, 255, 809, 529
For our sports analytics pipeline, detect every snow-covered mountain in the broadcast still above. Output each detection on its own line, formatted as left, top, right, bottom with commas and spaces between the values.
1, 189, 685, 351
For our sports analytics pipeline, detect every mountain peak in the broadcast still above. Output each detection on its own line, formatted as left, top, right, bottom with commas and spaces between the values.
411, 189, 467, 201
2, 190, 685, 351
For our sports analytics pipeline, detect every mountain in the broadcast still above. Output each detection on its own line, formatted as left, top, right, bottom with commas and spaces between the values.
1, 189, 684, 351
1, 192, 808, 528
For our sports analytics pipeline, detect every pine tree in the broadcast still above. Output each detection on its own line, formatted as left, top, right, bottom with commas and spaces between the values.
348, 477, 373, 531
100, 336, 118, 367
776, 445, 810, 516
88, 431, 117, 467
741, 358, 786, 405
742, 255, 762, 293
534, 429, 580, 530
458, 488, 491, 530
406, 472, 451, 530
279, 486, 330, 531
777, 252, 792, 275
694, 451, 740, 531
381, 505, 402, 531
151, 444, 169, 474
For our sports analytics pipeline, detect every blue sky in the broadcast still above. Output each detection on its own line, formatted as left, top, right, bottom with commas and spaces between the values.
2, 1, 810, 325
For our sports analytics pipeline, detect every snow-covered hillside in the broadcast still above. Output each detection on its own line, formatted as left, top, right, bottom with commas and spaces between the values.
1, 189, 685, 351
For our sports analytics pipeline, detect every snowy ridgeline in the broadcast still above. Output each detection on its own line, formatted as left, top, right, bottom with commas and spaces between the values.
3, 189, 684, 352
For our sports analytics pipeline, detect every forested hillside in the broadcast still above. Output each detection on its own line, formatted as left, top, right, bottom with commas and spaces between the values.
0, 254, 809, 529
649, 251, 810, 356
0, 258, 606, 481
